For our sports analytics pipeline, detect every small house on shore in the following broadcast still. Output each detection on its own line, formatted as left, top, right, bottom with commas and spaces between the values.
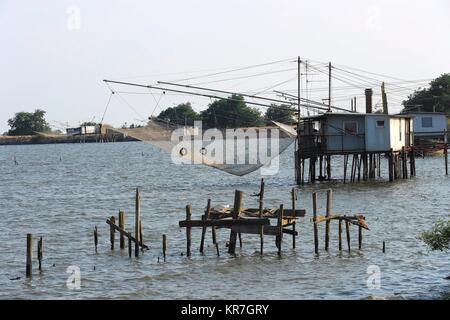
298, 112, 413, 157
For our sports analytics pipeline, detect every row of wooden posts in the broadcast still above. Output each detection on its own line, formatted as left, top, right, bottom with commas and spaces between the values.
24, 184, 374, 277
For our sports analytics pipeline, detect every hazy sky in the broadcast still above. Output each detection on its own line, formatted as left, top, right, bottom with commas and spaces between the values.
1, 0, 449, 133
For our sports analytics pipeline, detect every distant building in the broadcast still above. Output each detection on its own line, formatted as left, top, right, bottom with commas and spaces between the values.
399, 112, 447, 138
66, 125, 97, 136
298, 112, 413, 157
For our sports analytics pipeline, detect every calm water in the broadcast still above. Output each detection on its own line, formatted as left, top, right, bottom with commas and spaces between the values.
0, 142, 448, 300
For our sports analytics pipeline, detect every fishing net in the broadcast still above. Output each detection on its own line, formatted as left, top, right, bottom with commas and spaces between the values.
112, 120, 297, 176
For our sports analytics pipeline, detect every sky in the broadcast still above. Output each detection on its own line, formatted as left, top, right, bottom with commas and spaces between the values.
0, 0, 449, 133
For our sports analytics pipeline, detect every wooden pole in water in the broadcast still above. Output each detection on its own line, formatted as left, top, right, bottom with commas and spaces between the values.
338, 219, 342, 251
119, 210, 125, 249
325, 189, 332, 251
162, 234, 167, 262
326, 155, 331, 180
343, 155, 348, 183
388, 149, 394, 182
110, 216, 116, 250
200, 199, 211, 254
291, 188, 296, 249
26, 234, 32, 277
259, 178, 265, 255
186, 204, 192, 257
135, 188, 141, 257
128, 237, 132, 258
358, 225, 363, 250
277, 204, 284, 256
345, 219, 351, 251
228, 190, 243, 255
94, 226, 98, 253
37, 237, 43, 271
312, 192, 319, 254
444, 129, 448, 176
382, 241, 386, 253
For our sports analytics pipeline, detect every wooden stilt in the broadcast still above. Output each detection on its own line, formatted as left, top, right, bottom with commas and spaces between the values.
134, 188, 140, 257
119, 210, 125, 249
110, 216, 116, 250
326, 155, 331, 180
259, 179, 264, 255
358, 225, 362, 250
277, 204, 284, 256
26, 234, 32, 277
343, 155, 348, 183
388, 150, 394, 182
345, 220, 351, 251
37, 237, 43, 271
162, 234, 167, 262
94, 226, 98, 253
338, 219, 342, 251
186, 204, 192, 257
228, 190, 243, 255
200, 199, 211, 254
325, 189, 332, 251
291, 188, 296, 249
312, 192, 319, 254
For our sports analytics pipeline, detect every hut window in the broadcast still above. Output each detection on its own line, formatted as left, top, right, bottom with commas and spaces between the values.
376, 120, 385, 128
343, 121, 358, 135
421, 117, 433, 128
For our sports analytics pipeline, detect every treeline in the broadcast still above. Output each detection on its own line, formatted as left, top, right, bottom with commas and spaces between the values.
154, 94, 296, 128
402, 73, 450, 114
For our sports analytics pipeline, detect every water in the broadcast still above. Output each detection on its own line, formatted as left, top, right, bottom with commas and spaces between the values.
0, 142, 448, 299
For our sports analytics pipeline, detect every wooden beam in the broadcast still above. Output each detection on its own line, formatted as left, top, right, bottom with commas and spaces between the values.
179, 218, 270, 228
106, 219, 149, 250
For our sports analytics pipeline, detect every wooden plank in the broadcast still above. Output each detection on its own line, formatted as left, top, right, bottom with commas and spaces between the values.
119, 210, 125, 249
179, 218, 270, 228
231, 225, 298, 236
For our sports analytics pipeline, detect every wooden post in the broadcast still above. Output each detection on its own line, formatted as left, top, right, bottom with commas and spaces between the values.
128, 237, 132, 258
37, 237, 43, 271
312, 192, 319, 254
200, 199, 211, 254
343, 155, 348, 183
119, 211, 125, 249
358, 225, 363, 250
345, 220, 351, 251
444, 130, 448, 176
388, 150, 394, 182
26, 234, 32, 277
338, 219, 342, 251
291, 188, 296, 249
110, 216, 116, 250
228, 190, 243, 255
135, 188, 140, 257
186, 204, 192, 257
319, 155, 323, 179
382, 241, 386, 253
94, 226, 98, 253
162, 234, 167, 262
325, 189, 332, 251
326, 155, 331, 180
277, 204, 284, 256
259, 178, 265, 255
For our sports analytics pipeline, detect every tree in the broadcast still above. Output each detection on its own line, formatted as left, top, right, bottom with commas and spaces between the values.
402, 74, 450, 113
7, 109, 51, 136
421, 219, 450, 251
265, 104, 296, 125
156, 102, 200, 126
200, 94, 264, 128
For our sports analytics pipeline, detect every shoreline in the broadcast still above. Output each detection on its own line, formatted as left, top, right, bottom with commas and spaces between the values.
0, 134, 139, 146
